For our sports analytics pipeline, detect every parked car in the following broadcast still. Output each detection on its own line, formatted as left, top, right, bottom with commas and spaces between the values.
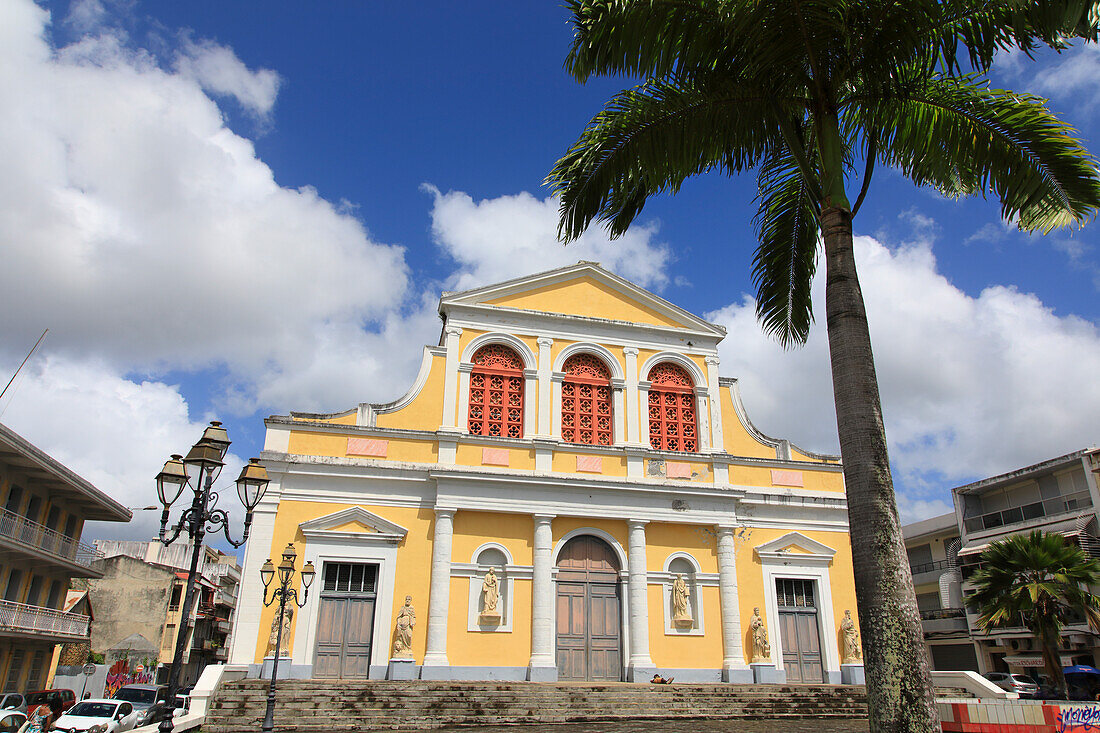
983, 672, 1040, 697
51, 699, 138, 733
0, 711, 25, 733
24, 689, 76, 714
110, 685, 170, 727
0, 694, 24, 713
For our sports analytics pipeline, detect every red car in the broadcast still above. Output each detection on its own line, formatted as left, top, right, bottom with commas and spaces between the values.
24, 689, 76, 715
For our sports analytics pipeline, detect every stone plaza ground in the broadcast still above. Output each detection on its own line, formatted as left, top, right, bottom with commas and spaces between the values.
424, 723, 869, 733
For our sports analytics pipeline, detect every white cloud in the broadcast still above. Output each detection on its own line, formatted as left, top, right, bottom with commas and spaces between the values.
423, 185, 673, 292
174, 36, 281, 119
0, 356, 244, 543
707, 233, 1100, 523
1029, 43, 1100, 109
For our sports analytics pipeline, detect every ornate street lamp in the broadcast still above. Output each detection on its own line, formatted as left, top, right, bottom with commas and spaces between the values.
155, 422, 270, 733
260, 542, 314, 733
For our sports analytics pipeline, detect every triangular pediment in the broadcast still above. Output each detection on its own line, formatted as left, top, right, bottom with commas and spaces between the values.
754, 532, 836, 564
299, 506, 407, 542
440, 262, 726, 337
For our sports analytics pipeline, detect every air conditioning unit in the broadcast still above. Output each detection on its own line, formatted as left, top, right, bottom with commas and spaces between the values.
1008, 638, 1034, 652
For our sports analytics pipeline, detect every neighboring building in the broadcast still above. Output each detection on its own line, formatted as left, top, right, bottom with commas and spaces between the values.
56, 590, 95, 667
903, 448, 1100, 675
0, 422, 130, 692
84, 541, 240, 686
228, 262, 863, 684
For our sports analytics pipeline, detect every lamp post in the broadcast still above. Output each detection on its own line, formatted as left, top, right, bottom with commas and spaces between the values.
260, 542, 314, 733
154, 421, 271, 733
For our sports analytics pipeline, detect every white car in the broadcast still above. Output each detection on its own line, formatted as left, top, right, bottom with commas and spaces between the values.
51, 699, 139, 733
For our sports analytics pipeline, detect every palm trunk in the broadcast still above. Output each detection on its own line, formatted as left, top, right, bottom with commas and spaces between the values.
1038, 623, 1065, 695
821, 206, 937, 732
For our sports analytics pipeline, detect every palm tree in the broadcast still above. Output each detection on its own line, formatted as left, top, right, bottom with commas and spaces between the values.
968, 530, 1100, 695
546, 2, 1100, 730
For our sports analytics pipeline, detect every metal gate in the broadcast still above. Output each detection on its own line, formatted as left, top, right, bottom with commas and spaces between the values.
776, 578, 824, 683
556, 536, 622, 681
313, 563, 377, 679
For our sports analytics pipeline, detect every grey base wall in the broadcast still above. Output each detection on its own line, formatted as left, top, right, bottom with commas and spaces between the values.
249, 661, 313, 680
656, 668, 724, 683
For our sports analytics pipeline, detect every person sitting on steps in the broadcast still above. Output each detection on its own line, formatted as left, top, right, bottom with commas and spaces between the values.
650, 673, 675, 685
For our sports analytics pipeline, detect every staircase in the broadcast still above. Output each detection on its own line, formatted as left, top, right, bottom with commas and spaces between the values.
204, 679, 869, 731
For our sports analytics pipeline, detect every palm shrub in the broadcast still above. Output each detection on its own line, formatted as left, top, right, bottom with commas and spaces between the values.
547, 2, 1100, 730
968, 530, 1100, 694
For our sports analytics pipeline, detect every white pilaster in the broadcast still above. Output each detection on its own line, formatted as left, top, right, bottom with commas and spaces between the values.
550, 374, 563, 439
528, 514, 557, 681
422, 508, 456, 672
638, 381, 652, 449
611, 378, 625, 445
626, 519, 655, 680
695, 387, 711, 452
523, 369, 538, 437
717, 525, 751, 681
227, 484, 281, 667
536, 338, 553, 437
623, 348, 641, 444
440, 326, 463, 430
456, 363, 472, 434
705, 356, 724, 453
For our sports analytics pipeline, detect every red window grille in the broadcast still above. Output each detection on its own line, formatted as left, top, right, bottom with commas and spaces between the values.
648, 363, 697, 452
468, 344, 524, 439
561, 354, 613, 446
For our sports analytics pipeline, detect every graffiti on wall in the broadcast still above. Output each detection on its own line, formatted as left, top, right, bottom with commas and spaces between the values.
104, 658, 155, 698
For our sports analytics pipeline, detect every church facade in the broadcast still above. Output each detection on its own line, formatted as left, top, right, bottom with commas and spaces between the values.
226, 262, 863, 684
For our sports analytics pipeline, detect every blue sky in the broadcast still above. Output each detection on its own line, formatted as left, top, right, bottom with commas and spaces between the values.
2, 0, 1100, 545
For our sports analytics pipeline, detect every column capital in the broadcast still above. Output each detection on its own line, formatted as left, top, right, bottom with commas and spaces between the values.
705, 355, 721, 366
537, 337, 554, 348
532, 513, 556, 523
627, 518, 649, 529
716, 524, 738, 535
610, 378, 626, 389
623, 347, 640, 356
444, 325, 463, 338
434, 507, 457, 519
457, 363, 474, 373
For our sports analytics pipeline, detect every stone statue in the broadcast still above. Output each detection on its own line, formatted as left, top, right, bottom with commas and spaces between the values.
841, 609, 862, 663
266, 605, 293, 657
750, 606, 771, 663
479, 568, 501, 623
392, 595, 416, 659
671, 574, 692, 626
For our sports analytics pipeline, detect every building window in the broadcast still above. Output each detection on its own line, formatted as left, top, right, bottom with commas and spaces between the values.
3, 569, 23, 602
648, 362, 698, 452
3, 650, 24, 691
24, 575, 43, 607
3, 486, 22, 514
169, 586, 182, 611
27, 650, 46, 690
46, 581, 62, 609
561, 354, 612, 446
468, 344, 524, 439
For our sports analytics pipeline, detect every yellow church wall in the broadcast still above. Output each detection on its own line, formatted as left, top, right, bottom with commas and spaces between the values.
734, 526, 860, 667
484, 276, 684, 329
647, 584, 724, 669
643, 522, 719, 573
552, 517, 629, 555
291, 411, 355, 423
552, 450, 628, 477
455, 443, 536, 471
451, 511, 534, 565
718, 388, 779, 460
727, 464, 845, 493
445, 576, 533, 667
285, 431, 438, 464
254, 501, 436, 664
374, 352, 448, 431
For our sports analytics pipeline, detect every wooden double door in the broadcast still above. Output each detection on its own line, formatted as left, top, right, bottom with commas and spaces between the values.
556, 536, 622, 681
313, 562, 378, 679
776, 578, 824, 684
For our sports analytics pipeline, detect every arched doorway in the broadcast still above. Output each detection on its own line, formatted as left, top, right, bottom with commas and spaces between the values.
555, 535, 622, 681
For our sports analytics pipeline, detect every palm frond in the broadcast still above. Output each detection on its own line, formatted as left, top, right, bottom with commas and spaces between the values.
855, 73, 1100, 233
547, 77, 782, 241
751, 137, 821, 346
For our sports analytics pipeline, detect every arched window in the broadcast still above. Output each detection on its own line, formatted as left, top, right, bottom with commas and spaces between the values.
561, 354, 613, 446
468, 344, 524, 439
648, 362, 697, 452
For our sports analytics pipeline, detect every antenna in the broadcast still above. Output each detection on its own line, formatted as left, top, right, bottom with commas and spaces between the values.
0, 328, 48, 409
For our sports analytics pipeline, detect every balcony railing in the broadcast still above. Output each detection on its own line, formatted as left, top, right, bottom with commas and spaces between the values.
0, 598, 89, 640
962, 490, 1093, 534
920, 607, 966, 620
0, 508, 103, 568
910, 559, 952, 575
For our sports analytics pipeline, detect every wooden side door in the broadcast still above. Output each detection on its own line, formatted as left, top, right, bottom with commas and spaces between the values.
586, 582, 622, 681
313, 562, 378, 679
313, 597, 348, 679
556, 581, 588, 680
340, 596, 375, 678
794, 612, 824, 683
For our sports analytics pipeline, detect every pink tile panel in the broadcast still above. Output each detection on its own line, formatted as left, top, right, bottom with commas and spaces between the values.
576, 455, 602, 473
666, 461, 692, 479
482, 448, 510, 466
347, 438, 388, 457
770, 469, 804, 487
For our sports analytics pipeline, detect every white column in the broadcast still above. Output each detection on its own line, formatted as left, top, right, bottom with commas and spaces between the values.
638, 382, 652, 449
227, 493, 279, 667
456, 364, 472, 435
706, 356, 724, 452
550, 374, 563, 439
695, 387, 711, 452
536, 338, 553, 437
528, 514, 557, 680
440, 326, 463, 430
623, 348, 641, 444
627, 519, 655, 680
717, 525, 751, 681
422, 508, 455, 674
611, 379, 625, 445
523, 369, 538, 437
